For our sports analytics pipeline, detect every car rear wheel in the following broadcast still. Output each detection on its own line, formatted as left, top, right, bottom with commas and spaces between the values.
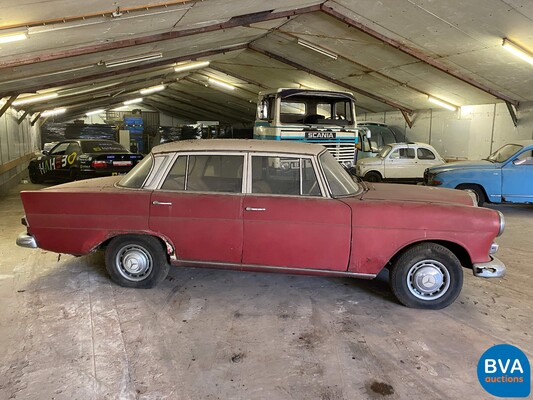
28, 166, 44, 184
105, 235, 170, 288
389, 243, 463, 309
364, 171, 382, 182
456, 184, 486, 206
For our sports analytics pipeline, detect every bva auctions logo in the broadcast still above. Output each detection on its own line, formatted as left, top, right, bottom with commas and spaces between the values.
477, 344, 531, 398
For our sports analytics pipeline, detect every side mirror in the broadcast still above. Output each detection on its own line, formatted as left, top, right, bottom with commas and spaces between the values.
42, 150, 49, 156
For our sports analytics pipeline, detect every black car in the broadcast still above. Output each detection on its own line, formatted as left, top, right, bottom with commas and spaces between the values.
28, 139, 144, 183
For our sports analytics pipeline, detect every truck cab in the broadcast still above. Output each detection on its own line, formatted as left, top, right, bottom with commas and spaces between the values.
254, 88, 359, 167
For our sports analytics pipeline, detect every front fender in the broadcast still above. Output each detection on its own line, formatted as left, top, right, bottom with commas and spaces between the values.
437, 170, 502, 202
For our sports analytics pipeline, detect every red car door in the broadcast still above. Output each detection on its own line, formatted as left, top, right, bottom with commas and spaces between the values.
242, 155, 351, 271
149, 154, 244, 264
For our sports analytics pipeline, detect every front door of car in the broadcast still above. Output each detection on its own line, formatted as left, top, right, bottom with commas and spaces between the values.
384, 147, 416, 178
242, 155, 351, 271
501, 149, 533, 203
149, 153, 245, 263
40, 141, 74, 181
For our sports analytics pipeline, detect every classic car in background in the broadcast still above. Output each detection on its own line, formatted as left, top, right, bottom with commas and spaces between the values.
28, 139, 144, 183
17, 139, 505, 309
425, 140, 533, 206
355, 142, 445, 183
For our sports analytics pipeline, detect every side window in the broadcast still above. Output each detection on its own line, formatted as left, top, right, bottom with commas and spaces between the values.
391, 148, 415, 159
161, 155, 244, 192
161, 156, 187, 190
49, 142, 70, 155
513, 150, 533, 166
417, 148, 436, 160
251, 156, 321, 196
65, 142, 81, 155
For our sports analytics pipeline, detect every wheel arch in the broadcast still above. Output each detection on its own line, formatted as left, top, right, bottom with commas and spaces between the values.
388, 240, 473, 270
455, 183, 488, 203
98, 232, 176, 262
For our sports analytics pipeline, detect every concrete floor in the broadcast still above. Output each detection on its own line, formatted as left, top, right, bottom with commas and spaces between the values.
0, 182, 531, 400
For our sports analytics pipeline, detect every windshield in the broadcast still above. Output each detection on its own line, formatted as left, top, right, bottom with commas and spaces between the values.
377, 145, 392, 158
487, 144, 523, 163
280, 95, 354, 125
319, 151, 361, 196
117, 154, 154, 188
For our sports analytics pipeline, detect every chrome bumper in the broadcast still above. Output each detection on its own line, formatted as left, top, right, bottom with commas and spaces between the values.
473, 256, 506, 278
16, 232, 37, 249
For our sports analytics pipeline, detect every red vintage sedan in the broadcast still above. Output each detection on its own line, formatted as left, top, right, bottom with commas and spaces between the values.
16, 139, 505, 309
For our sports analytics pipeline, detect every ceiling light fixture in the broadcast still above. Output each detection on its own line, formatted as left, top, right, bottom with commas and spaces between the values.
86, 109, 105, 116
123, 98, 143, 105
297, 39, 338, 60
174, 61, 210, 73
208, 78, 235, 91
105, 53, 163, 68
41, 108, 66, 117
502, 38, 533, 65
428, 96, 457, 111
13, 93, 58, 106
140, 84, 166, 95
0, 31, 28, 44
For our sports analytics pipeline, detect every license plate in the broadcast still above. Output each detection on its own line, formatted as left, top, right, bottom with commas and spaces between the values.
113, 161, 132, 166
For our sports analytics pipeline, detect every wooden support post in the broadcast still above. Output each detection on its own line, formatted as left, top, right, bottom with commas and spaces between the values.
17, 110, 30, 125
0, 95, 17, 119
400, 110, 414, 129
30, 113, 41, 126
505, 101, 518, 127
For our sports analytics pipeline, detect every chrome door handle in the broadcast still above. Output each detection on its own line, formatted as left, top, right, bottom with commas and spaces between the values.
152, 201, 172, 206
245, 207, 266, 211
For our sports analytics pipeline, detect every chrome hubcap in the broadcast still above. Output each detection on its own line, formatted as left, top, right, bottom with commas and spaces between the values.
407, 260, 450, 300
116, 245, 152, 281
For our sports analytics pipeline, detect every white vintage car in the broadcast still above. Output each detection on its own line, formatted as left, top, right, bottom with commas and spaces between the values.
355, 142, 445, 183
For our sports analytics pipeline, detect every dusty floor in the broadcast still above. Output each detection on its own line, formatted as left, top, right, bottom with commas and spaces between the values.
0, 182, 531, 400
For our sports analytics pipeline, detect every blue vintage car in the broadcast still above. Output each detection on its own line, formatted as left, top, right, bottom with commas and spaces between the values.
424, 140, 533, 205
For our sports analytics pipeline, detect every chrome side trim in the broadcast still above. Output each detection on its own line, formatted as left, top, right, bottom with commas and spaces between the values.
178, 260, 377, 279
16, 232, 37, 249
473, 256, 506, 278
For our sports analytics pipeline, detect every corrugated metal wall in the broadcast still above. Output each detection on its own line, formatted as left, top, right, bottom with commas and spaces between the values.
0, 108, 40, 193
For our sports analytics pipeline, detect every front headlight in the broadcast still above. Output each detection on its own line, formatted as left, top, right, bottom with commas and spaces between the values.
497, 210, 505, 237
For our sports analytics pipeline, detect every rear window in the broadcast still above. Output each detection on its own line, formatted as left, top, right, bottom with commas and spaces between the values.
81, 141, 129, 153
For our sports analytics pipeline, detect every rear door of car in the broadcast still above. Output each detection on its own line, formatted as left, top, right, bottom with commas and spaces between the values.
241, 153, 351, 271
149, 152, 245, 264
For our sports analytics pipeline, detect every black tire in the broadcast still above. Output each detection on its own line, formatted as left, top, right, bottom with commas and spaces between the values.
364, 171, 382, 183
105, 235, 170, 288
389, 243, 463, 309
28, 166, 44, 184
456, 184, 486, 206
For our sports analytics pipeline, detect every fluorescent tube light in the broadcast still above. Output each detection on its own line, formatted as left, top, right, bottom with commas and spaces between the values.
41, 108, 66, 117
123, 98, 143, 105
208, 78, 235, 91
0, 32, 28, 44
502, 38, 533, 65
86, 109, 105, 116
13, 93, 58, 106
105, 53, 163, 68
428, 96, 457, 111
140, 84, 166, 95
174, 61, 210, 73
297, 39, 337, 60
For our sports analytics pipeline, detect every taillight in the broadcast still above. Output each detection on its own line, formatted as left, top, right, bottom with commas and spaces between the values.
91, 160, 108, 168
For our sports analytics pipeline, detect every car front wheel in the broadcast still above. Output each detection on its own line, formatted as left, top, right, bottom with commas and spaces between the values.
105, 235, 170, 288
364, 171, 382, 182
456, 184, 486, 206
389, 243, 463, 309
28, 166, 44, 184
